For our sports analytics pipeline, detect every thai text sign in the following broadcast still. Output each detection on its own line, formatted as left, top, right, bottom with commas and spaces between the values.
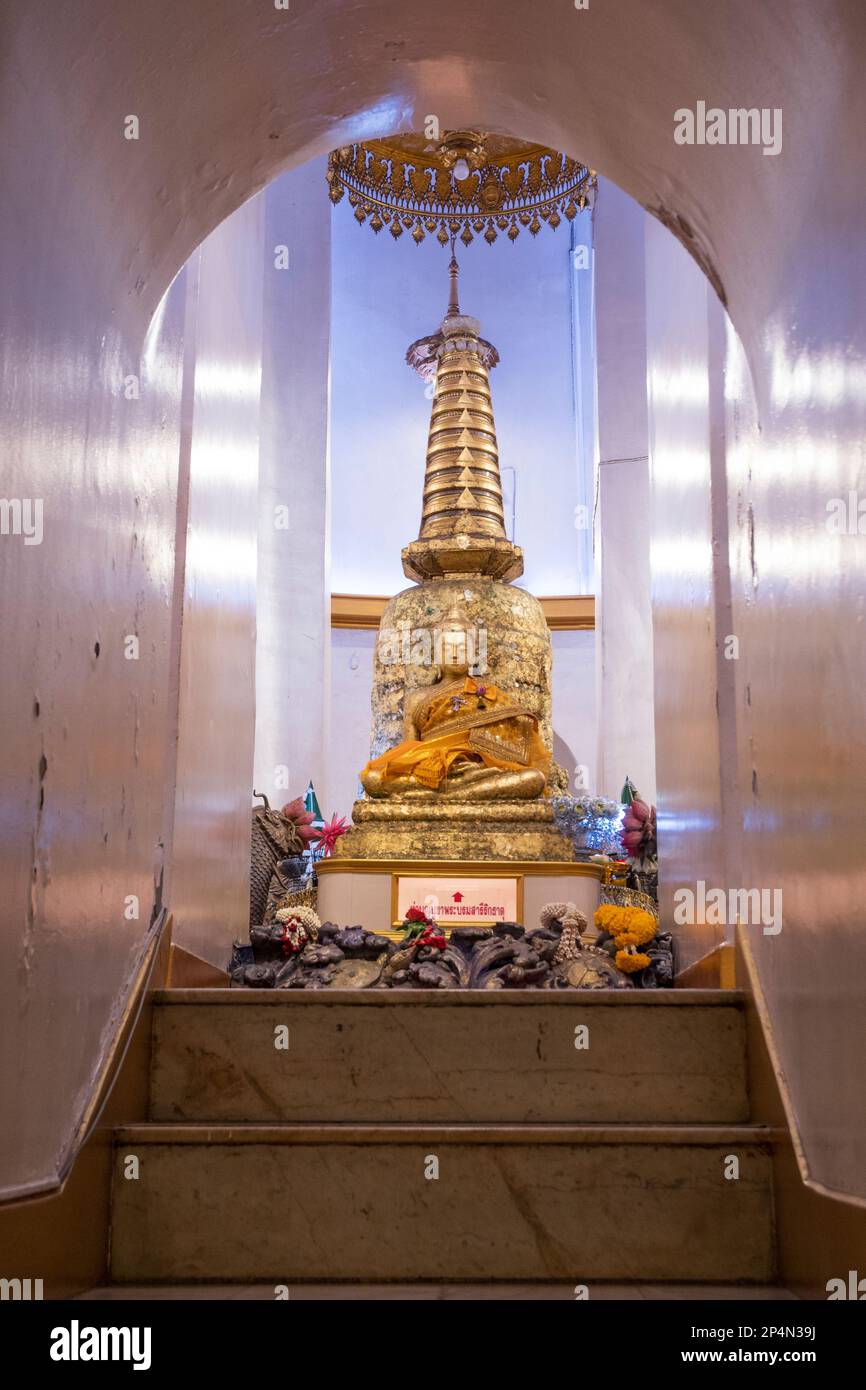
395, 875, 520, 926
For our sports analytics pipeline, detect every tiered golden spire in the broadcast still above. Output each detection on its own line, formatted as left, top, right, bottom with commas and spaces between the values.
402, 251, 523, 583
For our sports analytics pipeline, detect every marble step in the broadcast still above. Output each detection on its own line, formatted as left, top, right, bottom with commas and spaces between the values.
149, 989, 749, 1125
110, 1122, 775, 1283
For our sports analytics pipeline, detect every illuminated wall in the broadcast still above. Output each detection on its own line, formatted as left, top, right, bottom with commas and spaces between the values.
169, 197, 265, 967
253, 159, 332, 810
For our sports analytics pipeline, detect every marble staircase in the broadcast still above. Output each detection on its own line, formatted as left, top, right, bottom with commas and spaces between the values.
109, 989, 776, 1284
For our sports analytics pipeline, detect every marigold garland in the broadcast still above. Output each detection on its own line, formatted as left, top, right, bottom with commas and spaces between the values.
594, 903, 621, 933
616, 949, 652, 974
614, 930, 640, 949
594, 903, 657, 976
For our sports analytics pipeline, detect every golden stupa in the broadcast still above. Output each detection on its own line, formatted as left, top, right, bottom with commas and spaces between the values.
334, 253, 574, 863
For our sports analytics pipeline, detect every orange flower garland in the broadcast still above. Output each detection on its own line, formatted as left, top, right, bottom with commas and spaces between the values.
616, 949, 652, 974
593, 904, 657, 977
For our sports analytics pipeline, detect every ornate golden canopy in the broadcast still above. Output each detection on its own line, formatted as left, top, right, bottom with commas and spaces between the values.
326, 130, 596, 247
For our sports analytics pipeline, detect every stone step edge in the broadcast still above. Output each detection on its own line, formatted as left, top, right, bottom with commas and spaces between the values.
115, 1122, 772, 1146
153, 988, 745, 1006
96, 1281, 787, 1293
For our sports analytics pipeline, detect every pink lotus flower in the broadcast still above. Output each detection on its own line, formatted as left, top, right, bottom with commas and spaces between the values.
621, 798, 657, 861
281, 797, 320, 846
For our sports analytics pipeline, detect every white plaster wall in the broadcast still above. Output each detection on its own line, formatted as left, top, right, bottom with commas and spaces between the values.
170, 196, 265, 966
254, 160, 331, 809
0, 81, 189, 1197
723, 319, 866, 1199
551, 630, 598, 794
648, 205, 866, 1195
570, 211, 597, 596
595, 181, 649, 465
593, 180, 656, 803
595, 458, 656, 802
328, 629, 378, 815
707, 296, 741, 923
0, 270, 186, 1198
645, 218, 724, 969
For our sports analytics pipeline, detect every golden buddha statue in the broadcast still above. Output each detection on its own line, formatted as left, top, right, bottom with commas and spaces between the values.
361, 607, 549, 800
332, 248, 575, 863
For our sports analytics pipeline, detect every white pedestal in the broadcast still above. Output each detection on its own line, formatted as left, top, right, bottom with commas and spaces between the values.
316, 858, 604, 936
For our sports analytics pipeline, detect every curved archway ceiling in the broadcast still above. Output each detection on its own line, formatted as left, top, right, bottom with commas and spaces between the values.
326, 130, 597, 246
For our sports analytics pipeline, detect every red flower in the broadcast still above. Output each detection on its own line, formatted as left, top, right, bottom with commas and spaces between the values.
279, 920, 308, 957
314, 813, 349, 858
405, 906, 429, 924
418, 927, 447, 951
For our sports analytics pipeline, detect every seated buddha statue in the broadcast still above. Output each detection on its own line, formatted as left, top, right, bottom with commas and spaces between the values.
361, 613, 549, 801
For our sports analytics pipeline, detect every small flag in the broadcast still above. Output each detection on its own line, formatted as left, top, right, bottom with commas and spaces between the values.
621, 776, 638, 806
304, 781, 324, 828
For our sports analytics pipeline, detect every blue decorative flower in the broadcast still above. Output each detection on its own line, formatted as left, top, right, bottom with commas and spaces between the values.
552, 794, 625, 857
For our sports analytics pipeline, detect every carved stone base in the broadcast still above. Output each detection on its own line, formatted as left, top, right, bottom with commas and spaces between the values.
232, 918, 639, 991
335, 797, 576, 862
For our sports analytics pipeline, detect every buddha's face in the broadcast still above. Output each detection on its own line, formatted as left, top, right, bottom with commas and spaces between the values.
439, 621, 470, 674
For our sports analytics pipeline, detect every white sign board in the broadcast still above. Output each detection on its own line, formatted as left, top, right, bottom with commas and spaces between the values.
395, 875, 521, 927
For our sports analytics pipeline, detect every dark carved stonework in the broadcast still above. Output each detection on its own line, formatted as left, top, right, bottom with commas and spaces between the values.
228, 915, 669, 991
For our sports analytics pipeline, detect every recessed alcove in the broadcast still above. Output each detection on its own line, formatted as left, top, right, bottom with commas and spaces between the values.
230, 150, 658, 820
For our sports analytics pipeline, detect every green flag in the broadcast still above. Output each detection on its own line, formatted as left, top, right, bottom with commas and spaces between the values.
304, 780, 324, 827
621, 776, 638, 806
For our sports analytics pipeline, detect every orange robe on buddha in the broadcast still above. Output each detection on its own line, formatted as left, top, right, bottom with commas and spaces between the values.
362, 676, 550, 791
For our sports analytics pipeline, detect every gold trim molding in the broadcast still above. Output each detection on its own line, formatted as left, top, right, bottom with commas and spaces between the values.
317, 857, 604, 878
332, 593, 595, 632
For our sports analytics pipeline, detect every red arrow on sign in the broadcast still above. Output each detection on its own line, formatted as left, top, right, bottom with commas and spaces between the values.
452, 891, 464, 902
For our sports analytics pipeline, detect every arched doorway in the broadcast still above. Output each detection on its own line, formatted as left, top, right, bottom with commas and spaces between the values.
2, 0, 864, 1221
